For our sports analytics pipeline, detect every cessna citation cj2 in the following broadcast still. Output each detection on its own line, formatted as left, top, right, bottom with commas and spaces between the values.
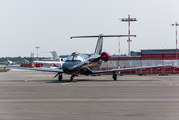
4, 34, 172, 81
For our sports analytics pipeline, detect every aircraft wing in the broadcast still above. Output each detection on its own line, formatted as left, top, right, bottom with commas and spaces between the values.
95, 64, 172, 74
4, 66, 63, 73
33, 61, 63, 64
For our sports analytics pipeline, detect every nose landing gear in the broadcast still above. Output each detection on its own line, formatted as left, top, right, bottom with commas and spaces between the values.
70, 74, 75, 81
58, 73, 62, 81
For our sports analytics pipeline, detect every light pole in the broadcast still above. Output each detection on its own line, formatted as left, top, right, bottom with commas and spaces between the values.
35, 46, 40, 61
120, 15, 137, 56
118, 37, 120, 56
171, 22, 179, 53
172, 22, 179, 71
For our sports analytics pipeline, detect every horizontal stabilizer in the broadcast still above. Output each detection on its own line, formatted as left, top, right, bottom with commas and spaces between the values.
71, 34, 136, 55
71, 34, 136, 39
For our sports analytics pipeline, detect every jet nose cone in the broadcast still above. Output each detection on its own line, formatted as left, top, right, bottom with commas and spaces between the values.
62, 62, 83, 73
62, 62, 76, 73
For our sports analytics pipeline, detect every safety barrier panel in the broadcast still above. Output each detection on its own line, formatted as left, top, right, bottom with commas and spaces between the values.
100, 53, 179, 74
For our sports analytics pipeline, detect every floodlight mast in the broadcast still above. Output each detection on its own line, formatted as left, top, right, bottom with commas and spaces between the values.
171, 22, 179, 53
35, 46, 40, 61
120, 15, 137, 56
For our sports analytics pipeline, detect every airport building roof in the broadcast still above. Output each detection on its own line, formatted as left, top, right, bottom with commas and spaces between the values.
130, 49, 179, 56
141, 49, 179, 53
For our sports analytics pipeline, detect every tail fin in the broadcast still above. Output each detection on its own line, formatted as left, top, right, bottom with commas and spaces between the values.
50, 51, 60, 60
94, 34, 103, 55
7, 57, 9, 62
71, 34, 136, 55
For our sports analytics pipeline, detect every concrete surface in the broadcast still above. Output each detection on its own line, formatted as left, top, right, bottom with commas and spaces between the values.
0, 69, 179, 120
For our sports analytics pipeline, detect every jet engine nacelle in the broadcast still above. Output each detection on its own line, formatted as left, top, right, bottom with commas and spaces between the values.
101, 52, 110, 62
72, 52, 78, 55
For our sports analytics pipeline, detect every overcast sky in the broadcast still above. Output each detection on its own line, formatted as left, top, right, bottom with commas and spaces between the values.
1, 0, 179, 57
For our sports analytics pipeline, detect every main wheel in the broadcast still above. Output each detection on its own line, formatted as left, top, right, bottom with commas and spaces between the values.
113, 72, 117, 81
58, 74, 62, 81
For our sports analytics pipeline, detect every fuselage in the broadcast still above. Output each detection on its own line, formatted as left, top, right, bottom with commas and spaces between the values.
7, 60, 13, 65
62, 54, 102, 75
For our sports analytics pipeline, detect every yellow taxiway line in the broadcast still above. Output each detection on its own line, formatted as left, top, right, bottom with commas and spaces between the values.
0, 99, 179, 102
62, 81, 77, 85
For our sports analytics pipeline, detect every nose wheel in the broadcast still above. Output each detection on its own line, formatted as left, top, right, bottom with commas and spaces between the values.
70, 74, 75, 81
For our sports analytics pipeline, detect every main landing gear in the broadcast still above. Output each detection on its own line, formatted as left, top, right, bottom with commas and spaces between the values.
53, 72, 63, 81
112, 72, 117, 81
58, 73, 62, 81
113, 71, 121, 81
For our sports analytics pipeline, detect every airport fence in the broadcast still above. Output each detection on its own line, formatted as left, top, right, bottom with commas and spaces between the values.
99, 53, 179, 74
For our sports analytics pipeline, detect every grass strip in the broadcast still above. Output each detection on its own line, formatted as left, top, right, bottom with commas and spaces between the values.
0, 68, 10, 72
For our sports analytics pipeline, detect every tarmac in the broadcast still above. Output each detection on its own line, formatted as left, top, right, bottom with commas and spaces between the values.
0, 69, 179, 120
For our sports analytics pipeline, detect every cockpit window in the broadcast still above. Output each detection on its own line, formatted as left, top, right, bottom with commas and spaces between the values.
66, 56, 73, 61
65, 55, 84, 62
74, 56, 84, 61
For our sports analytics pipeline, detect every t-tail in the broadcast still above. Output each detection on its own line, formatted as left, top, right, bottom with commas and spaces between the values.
94, 34, 103, 55
71, 34, 136, 55
50, 51, 60, 61
7, 57, 9, 62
